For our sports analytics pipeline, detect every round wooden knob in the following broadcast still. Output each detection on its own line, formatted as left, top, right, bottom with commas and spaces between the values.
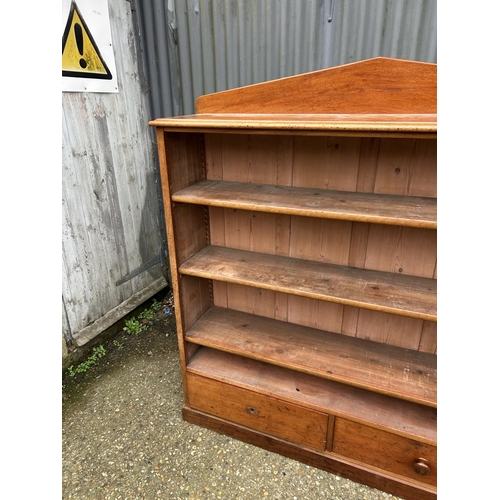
413, 458, 430, 476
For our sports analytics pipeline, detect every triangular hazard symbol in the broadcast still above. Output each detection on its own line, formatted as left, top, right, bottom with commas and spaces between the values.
62, 1, 112, 80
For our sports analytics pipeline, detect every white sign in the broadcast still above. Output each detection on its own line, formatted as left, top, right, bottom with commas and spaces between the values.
62, 0, 118, 93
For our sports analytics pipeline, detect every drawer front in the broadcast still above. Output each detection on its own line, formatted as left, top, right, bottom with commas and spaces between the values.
187, 373, 328, 451
332, 418, 436, 486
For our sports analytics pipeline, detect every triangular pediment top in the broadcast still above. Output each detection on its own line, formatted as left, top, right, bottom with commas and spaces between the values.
196, 57, 436, 115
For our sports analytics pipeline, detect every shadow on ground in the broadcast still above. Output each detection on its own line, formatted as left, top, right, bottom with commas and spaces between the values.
62, 289, 401, 500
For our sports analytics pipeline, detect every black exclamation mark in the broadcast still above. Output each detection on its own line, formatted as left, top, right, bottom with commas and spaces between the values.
74, 23, 87, 69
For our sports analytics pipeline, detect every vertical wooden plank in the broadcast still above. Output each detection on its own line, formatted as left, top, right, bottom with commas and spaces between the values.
289, 216, 350, 333
219, 134, 288, 184
205, 133, 223, 180
289, 216, 352, 265
419, 321, 437, 354
407, 140, 437, 197
355, 137, 380, 193
223, 209, 291, 319
292, 136, 361, 191
373, 138, 437, 197
341, 305, 361, 337
287, 295, 344, 334
208, 134, 295, 317
341, 138, 379, 337
246, 135, 281, 184
209, 206, 226, 246
222, 210, 291, 255
356, 309, 423, 350
209, 206, 228, 307
223, 283, 290, 324
364, 225, 437, 278
219, 134, 249, 182
274, 292, 289, 323
277, 135, 294, 187
212, 281, 228, 308
227, 284, 278, 319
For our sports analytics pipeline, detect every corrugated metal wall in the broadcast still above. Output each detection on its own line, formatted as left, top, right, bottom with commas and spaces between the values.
62, 0, 167, 348
132, 0, 437, 119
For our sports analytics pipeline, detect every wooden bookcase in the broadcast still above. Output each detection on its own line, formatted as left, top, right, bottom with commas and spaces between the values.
150, 57, 437, 500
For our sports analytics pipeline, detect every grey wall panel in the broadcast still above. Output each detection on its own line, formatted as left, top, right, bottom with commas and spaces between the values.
133, 0, 437, 119
62, 0, 164, 343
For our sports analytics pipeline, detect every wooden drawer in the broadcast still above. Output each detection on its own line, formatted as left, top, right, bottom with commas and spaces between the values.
332, 418, 436, 486
186, 373, 328, 451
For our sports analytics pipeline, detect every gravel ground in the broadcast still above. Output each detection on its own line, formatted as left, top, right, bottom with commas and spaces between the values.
62, 290, 403, 500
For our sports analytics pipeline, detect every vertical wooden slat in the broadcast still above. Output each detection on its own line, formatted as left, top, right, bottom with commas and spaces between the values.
277, 136, 295, 186
204, 133, 224, 180
356, 137, 381, 193
364, 225, 437, 278
373, 138, 437, 197
287, 295, 344, 334
222, 210, 292, 319
227, 285, 279, 319
288, 216, 351, 333
419, 321, 437, 354
355, 309, 423, 350
208, 206, 228, 307
292, 136, 361, 191
341, 138, 380, 336
289, 217, 352, 265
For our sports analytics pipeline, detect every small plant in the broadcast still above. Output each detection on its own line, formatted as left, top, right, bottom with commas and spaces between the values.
138, 308, 154, 321
67, 345, 106, 377
150, 299, 162, 312
123, 317, 149, 335
123, 318, 142, 334
113, 340, 124, 349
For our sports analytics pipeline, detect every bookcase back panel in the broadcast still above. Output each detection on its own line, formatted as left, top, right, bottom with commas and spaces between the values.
363, 224, 437, 278
205, 133, 294, 185
204, 134, 436, 198
208, 208, 436, 279
374, 139, 437, 197
210, 281, 434, 353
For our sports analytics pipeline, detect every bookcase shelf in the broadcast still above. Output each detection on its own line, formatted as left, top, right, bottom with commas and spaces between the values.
180, 246, 437, 321
172, 180, 437, 229
150, 57, 437, 500
185, 306, 436, 407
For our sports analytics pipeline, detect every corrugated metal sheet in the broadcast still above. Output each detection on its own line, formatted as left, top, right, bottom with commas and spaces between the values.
62, 0, 165, 345
132, 0, 437, 119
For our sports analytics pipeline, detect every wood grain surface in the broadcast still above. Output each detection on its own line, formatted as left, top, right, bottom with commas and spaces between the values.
185, 307, 437, 407
179, 246, 437, 321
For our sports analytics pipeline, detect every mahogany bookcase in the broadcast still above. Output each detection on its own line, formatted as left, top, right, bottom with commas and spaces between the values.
150, 57, 437, 500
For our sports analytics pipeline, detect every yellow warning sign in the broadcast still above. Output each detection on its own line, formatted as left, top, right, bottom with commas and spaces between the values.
62, 1, 112, 80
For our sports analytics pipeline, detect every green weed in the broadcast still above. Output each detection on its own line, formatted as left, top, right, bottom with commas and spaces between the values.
113, 340, 124, 349
138, 308, 154, 321
150, 299, 162, 312
67, 345, 106, 377
123, 318, 143, 335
